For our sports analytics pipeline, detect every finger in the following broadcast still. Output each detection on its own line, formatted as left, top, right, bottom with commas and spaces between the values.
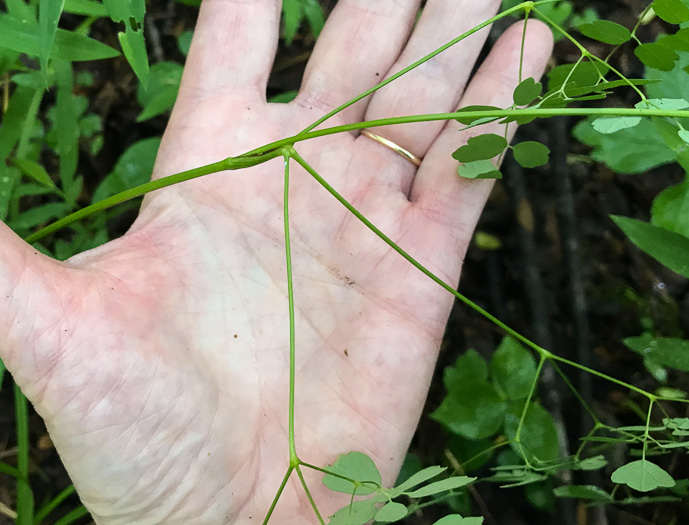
358, 0, 501, 193
297, 0, 421, 123
0, 222, 66, 390
177, 0, 281, 101
409, 21, 554, 237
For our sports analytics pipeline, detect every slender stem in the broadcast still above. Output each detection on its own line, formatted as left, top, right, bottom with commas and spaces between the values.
298, 2, 531, 135
642, 400, 655, 461
514, 355, 547, 466
295, 465, 326, 525
289, 149, 549, 357
241, 107, 689, 159
262, 466, 294, 525
14, 384, 33, 525
282, 149, 299, 465
24, 150, 282, 244
25, 105, 688, 245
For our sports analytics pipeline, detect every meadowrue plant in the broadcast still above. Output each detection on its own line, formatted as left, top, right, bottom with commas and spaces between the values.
1, 0, 689, 524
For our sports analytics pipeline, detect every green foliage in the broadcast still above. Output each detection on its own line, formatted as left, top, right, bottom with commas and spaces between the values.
611, 460, 676, 492
282, 0, 325, 45
323, 452, 477, 524
432, 338, 559, 468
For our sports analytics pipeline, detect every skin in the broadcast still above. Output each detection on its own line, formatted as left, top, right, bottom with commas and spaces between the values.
0, 1, 553, 523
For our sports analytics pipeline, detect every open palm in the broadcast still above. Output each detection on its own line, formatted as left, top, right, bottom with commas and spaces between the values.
0, 1, 552, 523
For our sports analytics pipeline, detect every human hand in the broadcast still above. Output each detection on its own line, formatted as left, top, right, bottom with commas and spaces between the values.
0, 1, 552, 523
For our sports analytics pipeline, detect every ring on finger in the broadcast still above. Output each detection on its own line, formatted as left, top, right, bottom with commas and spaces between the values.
359, 129, 423, 168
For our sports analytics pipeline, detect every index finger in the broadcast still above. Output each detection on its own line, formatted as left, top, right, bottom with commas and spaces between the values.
177, 0, 281, 102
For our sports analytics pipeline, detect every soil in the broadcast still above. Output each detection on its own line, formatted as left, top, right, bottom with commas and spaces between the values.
1, 1, 688, 524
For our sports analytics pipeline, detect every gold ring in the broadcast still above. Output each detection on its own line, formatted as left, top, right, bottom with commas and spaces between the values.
360, 129, 422, 168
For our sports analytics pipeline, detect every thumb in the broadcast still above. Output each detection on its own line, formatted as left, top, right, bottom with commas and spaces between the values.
0, 221, 68, 392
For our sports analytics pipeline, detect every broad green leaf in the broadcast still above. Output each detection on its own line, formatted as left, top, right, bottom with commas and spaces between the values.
452, 134, 508, 163
573, 118, 676, 174
12, 158, 56, 189
454, 105, 501, 125
103, 0, 145, 23
578, 20, 632, 45
553, 485, 612, 500
592, 117, 642, 134
328, 500, 378, 525
513, 77, 542, 106
623, 334, 689, 372
374, 502, 407, 523
282, 0, 303, 45
394, 466, 446, 494
54, 60, 79, 192
0, 166, 21, 221
612, 215, 689, 278
39, 0, 65, 75
322, 451, 382, 496
63, 0, 108, 16
93, 138, 161, 203
491, 337, 537, 400
103, 0, 148, 86
505, 402, 559, 463
512, 141, 550, 168
136, 61, 183, 121
0, 14, 119, 61
118, 29, 149, 89
457, 160, 502, 180
679, 129, 689, 143
302, 0, 325, 39
404, 476, 474, 498
652, 180, 689, 237
635, 43, 679, 72
612, 460, 675, 492
431, 378, 506, 440
653, 0, 689, 24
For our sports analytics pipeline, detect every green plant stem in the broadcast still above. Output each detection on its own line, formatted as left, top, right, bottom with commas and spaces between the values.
33, 485, 76, 524
514, 354, 547, 468
14, 384, 33, 525
243, 107, 689, 159
25, 149, 282, 243
295, 465, 325, 525
282, 149, 299, 466
26, 106, 689, 245
262, 466, 294, 525
298, 1, 533, 135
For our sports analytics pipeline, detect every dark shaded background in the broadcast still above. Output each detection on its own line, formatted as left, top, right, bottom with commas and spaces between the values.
2, 1, 688, 524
